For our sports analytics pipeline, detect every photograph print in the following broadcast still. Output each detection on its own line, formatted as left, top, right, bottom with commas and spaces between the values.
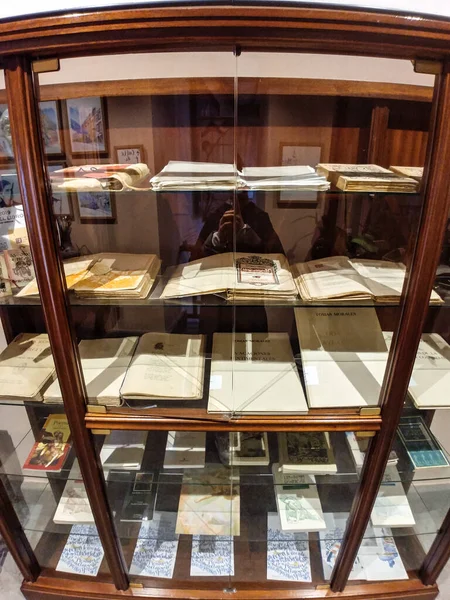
66, 97, 108, 155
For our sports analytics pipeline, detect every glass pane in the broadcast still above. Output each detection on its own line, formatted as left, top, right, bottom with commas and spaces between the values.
0, 69, 108, 578
231, 50, 435, 417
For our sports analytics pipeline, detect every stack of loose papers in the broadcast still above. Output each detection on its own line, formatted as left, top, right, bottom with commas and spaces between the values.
267, 513, 312, 582
71, 253, 161, 300
56, 525, 104, 577
294, 307, 389, 409
278, 432, 337, 474
176, 466, 240, 536
44, 336, 138, 406
151, 161, 237, 190
0, 333, 56, 402
273, 464, 325, 531
319, 513, 408, 581
239, 166, 330, 190
293, 256, 442, 304
121, 333, 205, 401
130, 512, 179, 579
161, 252, 298, 302
163, 431, 206, 469
207, 332, 308, 414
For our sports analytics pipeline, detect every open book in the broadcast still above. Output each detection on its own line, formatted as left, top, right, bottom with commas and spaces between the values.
207, 332, 308, 414
44, 337, 138, 406
161, 252, 298, 302
293, 256, 442, 303
0, 333, 56, 402
121, 333, 205, 400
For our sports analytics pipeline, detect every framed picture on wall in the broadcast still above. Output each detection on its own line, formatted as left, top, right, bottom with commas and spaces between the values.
114, 145, 145, 165
47, 163, 73, 218
39, 100, 64, 157
76, 190, 116, 224
0, 168, 21, 206
65, 97, 108, 156
278, 143, 323, 208
0, 104, 14, 163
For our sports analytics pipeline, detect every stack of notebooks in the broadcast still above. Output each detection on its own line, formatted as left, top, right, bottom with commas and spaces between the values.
239, 166, 330, 190
44, 337, 138, 406
277, 432, 337, 475
121, 333, 205, 401
50, 163, 151, 192
161, 252, 298, 302
316, 163, 419, 193
18, 253, 161, 301
0, 333, 56, 402
293, 256, 443, 304
207, 332, 308, 414
150, 161, 237, 190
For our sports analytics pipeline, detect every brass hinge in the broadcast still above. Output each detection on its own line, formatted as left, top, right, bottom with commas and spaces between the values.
91, 429, 111, 436
130, 583, 144, 589
316, 584, 330, 590
360, 406, 381, 416
87, 404, 107, 413
356, 431, 376, 438
413, 59, 443, 75
32, 58, 60, 74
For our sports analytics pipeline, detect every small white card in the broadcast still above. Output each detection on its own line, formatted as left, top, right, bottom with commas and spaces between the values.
130, 512, 179, 579
267, 513, 311, 582
190, 535, 234, 576
56, 525, 104, 577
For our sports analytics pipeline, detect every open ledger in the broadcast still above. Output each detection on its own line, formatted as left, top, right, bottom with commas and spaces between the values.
295, 307, 389, 408
44, 337, 138, 406
121, 333, 205, 401
207, 332, 308, 414
0, 333, 56, 402
160, 252, 298, 302
293, 256, 442, 304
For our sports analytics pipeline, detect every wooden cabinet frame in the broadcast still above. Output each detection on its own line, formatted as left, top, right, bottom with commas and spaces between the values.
0, 4, 449, 600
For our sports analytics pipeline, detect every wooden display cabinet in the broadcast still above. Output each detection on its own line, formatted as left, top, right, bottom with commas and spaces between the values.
0, 3, 449, 600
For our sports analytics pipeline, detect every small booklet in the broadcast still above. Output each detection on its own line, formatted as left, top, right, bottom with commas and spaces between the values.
121, 333, 205, 401
267, 512, 312, 582
100, 430, 148, 470
23, 413, 71, 473
129, 512, 179, 579
272, 464, 326, 532
371, 467, 415, 528
56, 525, 104, 577
191, 536, 234, 577
278, 432, 337, 474
53, 461, 93, 525
163, 431, 206, 469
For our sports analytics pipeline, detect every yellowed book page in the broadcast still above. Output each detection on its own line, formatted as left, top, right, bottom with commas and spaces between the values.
17, 257, 94, 297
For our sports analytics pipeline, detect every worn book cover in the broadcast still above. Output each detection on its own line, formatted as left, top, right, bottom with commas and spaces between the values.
23, 413, 71, 472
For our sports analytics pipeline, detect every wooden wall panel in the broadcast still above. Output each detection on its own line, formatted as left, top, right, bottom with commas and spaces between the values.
385, 129, 429, 167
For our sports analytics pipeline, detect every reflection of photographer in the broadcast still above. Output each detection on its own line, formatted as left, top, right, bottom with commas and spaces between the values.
191, 192, 284, 259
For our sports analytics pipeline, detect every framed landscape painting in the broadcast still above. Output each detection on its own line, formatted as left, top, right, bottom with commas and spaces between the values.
76, 190, 116, 224
66, 97, 108, 156
47, 163, 73, 218
39, 101, 64, 157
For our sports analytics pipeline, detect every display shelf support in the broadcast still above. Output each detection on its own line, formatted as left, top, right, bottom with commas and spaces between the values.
330, 62, 450, 592
4, 54, 129, 592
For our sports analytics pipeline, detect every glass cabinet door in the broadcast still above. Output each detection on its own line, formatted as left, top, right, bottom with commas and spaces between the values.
0, 69, 108, 579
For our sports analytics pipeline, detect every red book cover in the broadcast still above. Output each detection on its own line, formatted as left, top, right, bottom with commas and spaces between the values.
22, 414, 72, 473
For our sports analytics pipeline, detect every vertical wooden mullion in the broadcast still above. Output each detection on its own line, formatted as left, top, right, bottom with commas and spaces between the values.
367, 104, 390, 165
331, 63, 450, 592
4, 55, 129, 591
0, 477, 40, 582
420, 507, 450, 585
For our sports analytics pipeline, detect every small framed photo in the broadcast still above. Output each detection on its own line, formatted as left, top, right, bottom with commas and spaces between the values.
47, 163, 73, 218
39, 100, 64, 157
65, 97, 108, 156
114, 145, 145, 165
0, 169, 21, 206
278, 143, 323, 208
76, 190, 116, 224
0, 104, 14, 163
